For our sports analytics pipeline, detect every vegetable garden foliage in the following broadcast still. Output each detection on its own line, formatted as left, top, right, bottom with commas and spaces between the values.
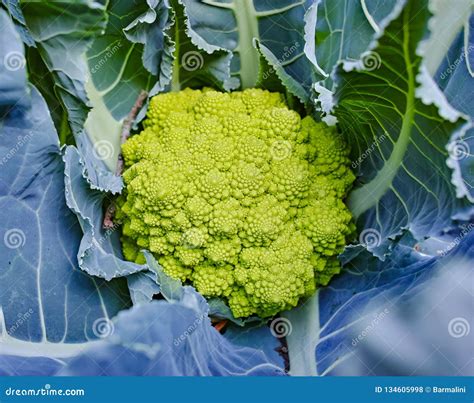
0, 10, 131, 352
0, 0, 472, 376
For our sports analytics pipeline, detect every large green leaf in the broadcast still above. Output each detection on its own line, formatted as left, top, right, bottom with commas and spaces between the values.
168, 0, 238, 92
305, 0, 400, 83
83, 0, 174, 170
304, 0, 402, 118
334, 0, 470, 257
20, 0, 107, 137
86, 0, 172, 121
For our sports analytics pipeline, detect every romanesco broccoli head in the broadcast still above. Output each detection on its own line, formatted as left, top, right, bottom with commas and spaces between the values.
118, 88, 355, 318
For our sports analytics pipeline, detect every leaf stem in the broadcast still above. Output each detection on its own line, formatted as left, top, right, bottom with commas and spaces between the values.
232, 0, 260, 88
281, 291, 320, 376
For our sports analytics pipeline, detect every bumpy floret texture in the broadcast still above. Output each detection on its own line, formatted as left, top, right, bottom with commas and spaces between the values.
117, 88, 355, 318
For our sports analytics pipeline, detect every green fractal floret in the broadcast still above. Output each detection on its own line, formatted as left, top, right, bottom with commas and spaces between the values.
118, 88, 355, 318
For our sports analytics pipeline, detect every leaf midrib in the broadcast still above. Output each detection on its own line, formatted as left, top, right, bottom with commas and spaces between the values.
232, 0, 260, 88
171, 4, 182, 92
347, 7, 416, 218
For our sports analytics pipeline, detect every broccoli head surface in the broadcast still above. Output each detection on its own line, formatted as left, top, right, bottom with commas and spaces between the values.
117, 88, 355, 318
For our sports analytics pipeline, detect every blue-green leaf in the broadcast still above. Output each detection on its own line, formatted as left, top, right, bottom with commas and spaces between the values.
1, 0, 35, 47
64, 146, 144, 280
58, 286, 286, 376
0, 89, 130, 347
224, 321, 286, 370
0, 9, 27, 108
305, 0, 401, 85
317, 230, 474, 376
305, 0, 402, 119
126, 271, 161, 306
74, 129, 123, 194
336, 0, 469, 257
436, 13, 474, 203
0, 11, 130, 353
